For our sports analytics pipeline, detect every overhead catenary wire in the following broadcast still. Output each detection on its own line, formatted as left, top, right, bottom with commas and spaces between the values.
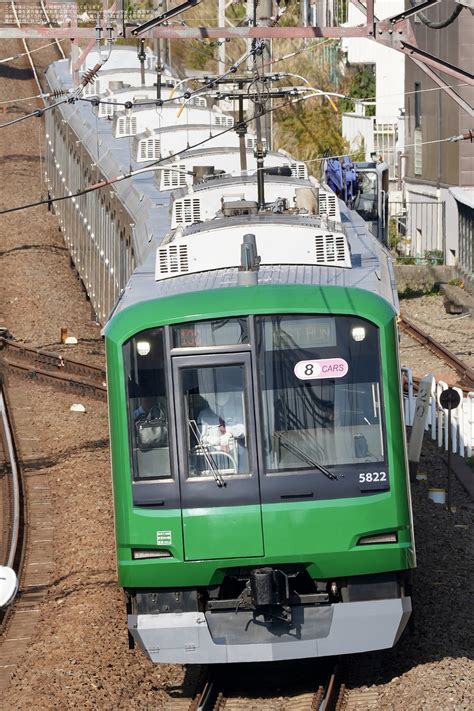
0, 96, 69, 129
4, 79, 469, 113
0, 39, 67, 65
302, 130, 473, 164
0, 17, 115, 129
1, 95, 469, 216
0, 90, 339, 217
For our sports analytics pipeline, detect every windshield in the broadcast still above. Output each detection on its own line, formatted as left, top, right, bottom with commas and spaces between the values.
123, 328, 171, 480
256, 315, 385, 473
180, 364, 250, 479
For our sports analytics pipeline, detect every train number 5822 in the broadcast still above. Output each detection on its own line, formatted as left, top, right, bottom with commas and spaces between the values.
358, 471, 387, 483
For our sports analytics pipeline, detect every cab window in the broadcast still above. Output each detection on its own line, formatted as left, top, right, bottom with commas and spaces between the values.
123, 328, 171, 480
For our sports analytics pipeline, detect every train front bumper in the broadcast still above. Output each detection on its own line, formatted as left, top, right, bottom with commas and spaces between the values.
128, 596, 411, 663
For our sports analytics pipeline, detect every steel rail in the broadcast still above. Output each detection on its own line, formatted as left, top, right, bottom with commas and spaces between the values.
0, 337, 106, 380
399, 315, 474, 388
190, 662, 334, 710
0, 381, 21, 570
0, 359, 107, 399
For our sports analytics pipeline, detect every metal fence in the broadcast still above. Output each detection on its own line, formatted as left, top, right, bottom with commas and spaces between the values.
389, 200, 446, 263
403, 368, 474, 458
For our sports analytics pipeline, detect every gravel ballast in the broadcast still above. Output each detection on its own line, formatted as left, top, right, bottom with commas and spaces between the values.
1, 41, 472, 709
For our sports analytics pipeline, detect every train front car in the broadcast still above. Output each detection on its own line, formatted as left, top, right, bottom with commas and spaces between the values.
104, 213, 415, 664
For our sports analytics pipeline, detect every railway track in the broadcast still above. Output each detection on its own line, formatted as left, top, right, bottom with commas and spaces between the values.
0, 377, 55, 691
0, 378, 23, 585
0, 336, 107, 400
168, 660, 381, 710
399, 314, 474, 391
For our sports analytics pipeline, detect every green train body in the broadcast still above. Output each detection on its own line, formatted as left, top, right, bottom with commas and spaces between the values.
44, 47, 414, 665
105, 284, 415, 663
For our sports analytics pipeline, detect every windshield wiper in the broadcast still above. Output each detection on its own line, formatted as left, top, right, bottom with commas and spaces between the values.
188, 420, 226, 487
275, 433, 338, 480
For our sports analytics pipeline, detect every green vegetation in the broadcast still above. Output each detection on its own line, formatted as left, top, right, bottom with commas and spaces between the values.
423, 249, 444, 265
340, 65, 376, 117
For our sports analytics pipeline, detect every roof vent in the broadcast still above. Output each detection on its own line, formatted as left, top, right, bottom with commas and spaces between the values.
290, 162, 308, 179
174, 198, 201, 226
319, 191, 337, 217
214, 115, 234, 127
99, 98, 118, 118
139, 137, 161, 160
157, 244, 189, 276
314, 233, 350, 266
161, 165, 188, 189
117, 115, 138, 137
222, 200, 258, 217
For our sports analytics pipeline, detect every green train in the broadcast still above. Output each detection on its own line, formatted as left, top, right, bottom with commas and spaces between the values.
104, 215, 415, 664
45, 46, 414, 665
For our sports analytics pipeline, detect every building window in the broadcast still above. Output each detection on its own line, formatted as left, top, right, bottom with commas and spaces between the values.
414, 82, 422, 129
414, 129, 423, 176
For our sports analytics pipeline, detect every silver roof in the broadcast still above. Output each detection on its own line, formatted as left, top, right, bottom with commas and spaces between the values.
45, 55, 399, 321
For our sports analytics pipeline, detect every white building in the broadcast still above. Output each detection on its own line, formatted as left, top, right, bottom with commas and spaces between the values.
341, 1, 406, 184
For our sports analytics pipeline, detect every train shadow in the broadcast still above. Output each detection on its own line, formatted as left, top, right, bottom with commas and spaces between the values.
0, 65, 34, 81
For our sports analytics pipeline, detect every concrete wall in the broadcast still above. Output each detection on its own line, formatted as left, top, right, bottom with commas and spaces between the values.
394, 264, 456, 293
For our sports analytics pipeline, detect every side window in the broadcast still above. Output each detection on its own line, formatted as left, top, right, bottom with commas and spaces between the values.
123, 329, 172, 480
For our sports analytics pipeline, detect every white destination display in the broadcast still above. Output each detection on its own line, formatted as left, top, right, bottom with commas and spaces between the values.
294, 358, 349, 380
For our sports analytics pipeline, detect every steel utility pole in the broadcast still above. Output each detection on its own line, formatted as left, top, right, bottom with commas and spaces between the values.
153, 0, 163, 100
218, 0, 226, 76
256, 0, 273, 150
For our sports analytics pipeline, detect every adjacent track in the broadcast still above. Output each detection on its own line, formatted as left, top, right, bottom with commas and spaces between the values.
0, 377, 55, 691
399, 314, 474, 390
0, 337, 107, 400
0, 378, 22, 576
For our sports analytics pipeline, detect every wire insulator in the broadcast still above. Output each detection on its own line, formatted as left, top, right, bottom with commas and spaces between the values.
49, 88, 68, 98
80, 63, 102, 88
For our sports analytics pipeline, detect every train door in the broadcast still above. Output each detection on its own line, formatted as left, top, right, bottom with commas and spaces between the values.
172, 353, 263, 561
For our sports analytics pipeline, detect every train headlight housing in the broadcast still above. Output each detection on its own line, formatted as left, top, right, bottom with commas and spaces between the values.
136, 340, 151, 356
351, 326, 366, 342
132, 549, 172, 560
